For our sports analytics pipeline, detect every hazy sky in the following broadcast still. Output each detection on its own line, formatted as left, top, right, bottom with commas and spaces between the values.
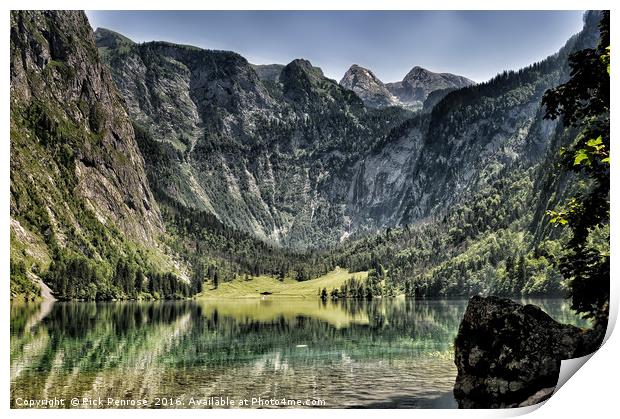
85, 10, 585, 83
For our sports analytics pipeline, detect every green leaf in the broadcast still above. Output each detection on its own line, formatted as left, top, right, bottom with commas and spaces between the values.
602, 46, 611, 75
586, 136, 603, 149
574, 150, 589, 166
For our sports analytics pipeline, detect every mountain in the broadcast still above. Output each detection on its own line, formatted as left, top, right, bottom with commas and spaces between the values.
398, 21, 599, 224
10, 10, 604, 301
339, 64, 400, 108
9, 11, 189, 300
386, 66, 475, 107
95, 13, 598, 252
339, 64, 473, 110
95, 31, 415, 248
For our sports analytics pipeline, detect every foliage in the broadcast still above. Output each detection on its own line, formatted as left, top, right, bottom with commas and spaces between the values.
10, 258, 40, 300
10, 89, 192, 302
11, 10, 607, 307
542, 11, 609, 324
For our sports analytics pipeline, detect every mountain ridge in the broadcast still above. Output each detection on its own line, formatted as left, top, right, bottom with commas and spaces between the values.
10, 10, 604, 302
97, 34, 416, 249
339, 63, 475, 109
385, 66, 475, 107
95, 17, 597, 250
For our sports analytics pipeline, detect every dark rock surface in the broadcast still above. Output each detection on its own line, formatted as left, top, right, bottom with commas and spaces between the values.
251, 63, 285, 83
453, 296, 601, 408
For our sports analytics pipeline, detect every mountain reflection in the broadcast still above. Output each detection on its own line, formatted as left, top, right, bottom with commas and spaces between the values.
10, 298, 588, 408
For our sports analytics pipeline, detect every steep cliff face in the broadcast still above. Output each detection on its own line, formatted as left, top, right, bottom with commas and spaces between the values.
10, 11, 167, 297
339, 64, 400, 108
11, 11, 162, 241
98, 31, 415, 248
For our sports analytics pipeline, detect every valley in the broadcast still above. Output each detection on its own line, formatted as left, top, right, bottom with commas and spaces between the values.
8, 9, 610, 410
9, 10, 606, 305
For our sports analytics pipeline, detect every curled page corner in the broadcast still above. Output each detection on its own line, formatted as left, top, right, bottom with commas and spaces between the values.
504, 403, 545, 417
494, 357, 599, 418
554, 353, 595, 392
554, 295, 617, 394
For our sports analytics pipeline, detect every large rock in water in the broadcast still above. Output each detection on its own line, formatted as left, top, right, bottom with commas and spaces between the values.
453, 296, 600, 408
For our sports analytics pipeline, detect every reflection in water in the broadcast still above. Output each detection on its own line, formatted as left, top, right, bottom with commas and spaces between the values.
10, 298, 588, 408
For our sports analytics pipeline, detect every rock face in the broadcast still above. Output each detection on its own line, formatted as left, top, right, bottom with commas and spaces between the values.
339, 64, 400, 108
10, 11, 180, 301
97, 24, 597, 250
92, 26, 134, 50
453, 296, 601, 408
251, 63, 285, 83
386, 66, 474, 107
10, 11, 163, 245
97, 31, 421, 248
339, 64, 472, 110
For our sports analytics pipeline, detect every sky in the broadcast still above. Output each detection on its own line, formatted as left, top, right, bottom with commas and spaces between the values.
85, 10, 585, 83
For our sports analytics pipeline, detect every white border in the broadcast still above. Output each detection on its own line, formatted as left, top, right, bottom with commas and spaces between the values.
2, 2, 618, 419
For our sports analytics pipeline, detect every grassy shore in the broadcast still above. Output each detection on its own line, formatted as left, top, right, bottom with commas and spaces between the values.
198, 267, 368, 299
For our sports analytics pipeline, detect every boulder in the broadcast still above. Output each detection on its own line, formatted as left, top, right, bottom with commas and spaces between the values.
453, 296, 601, 408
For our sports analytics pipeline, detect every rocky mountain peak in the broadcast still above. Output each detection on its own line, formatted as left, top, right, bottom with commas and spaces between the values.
339, 64, 399, 108
342, 64, 380, 82
339, 63, 474, 110
403, 65, 431, 81
279, 58, 332, 103
403, 65, 473, 87
386, 66, 474, 106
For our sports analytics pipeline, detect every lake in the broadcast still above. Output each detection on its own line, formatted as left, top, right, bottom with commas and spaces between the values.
10, 297, 589, 408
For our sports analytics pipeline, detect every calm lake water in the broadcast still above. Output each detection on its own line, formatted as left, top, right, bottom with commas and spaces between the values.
10, 297, 589, 409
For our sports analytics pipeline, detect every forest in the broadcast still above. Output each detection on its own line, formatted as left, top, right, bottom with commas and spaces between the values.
9, 11, 609, 317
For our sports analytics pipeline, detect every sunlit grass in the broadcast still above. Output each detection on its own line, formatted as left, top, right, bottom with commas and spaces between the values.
198, 267, 368, 299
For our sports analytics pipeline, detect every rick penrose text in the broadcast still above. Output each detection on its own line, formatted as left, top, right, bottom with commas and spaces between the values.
13, 396, 327, 408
